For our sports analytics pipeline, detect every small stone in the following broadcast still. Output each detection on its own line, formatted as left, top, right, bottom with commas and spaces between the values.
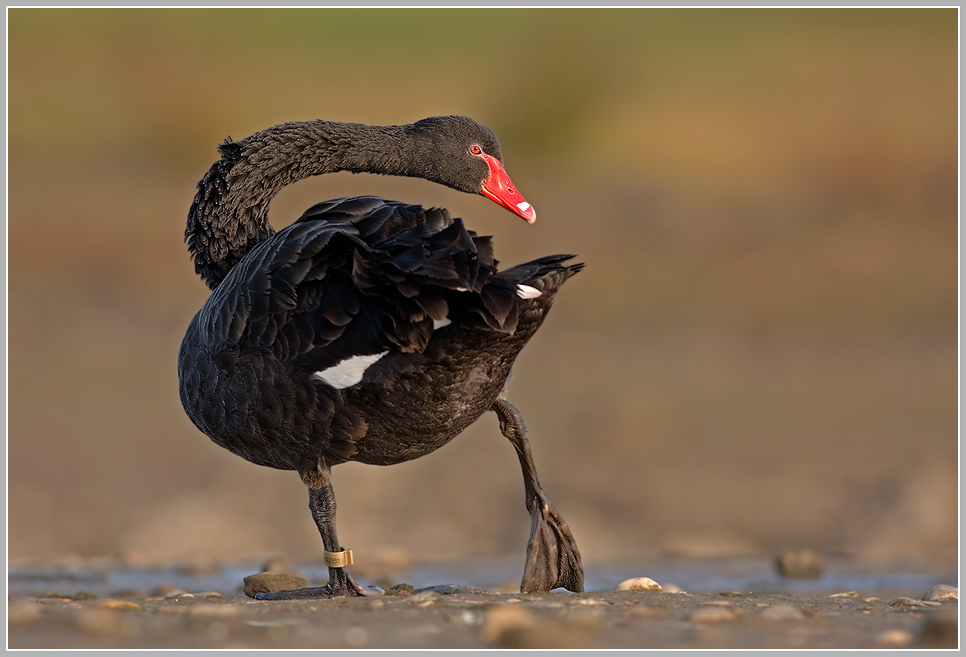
922, 585, 958, 602
616, 577, 663, 592
775, 549, 824, 579
829, 591, 862, 599
890, 597, 926, 608
760, 604, 805, 621
200, 592, 223, 599
479, 604, 538, 643
481, 605, 594, 649
874, 629, 914, 646
864, 597, 882, 604
95, 600, 142, 611
689, 606, 737, 622
242, 572, 310, 598
385, 583, 415, 596
163, 590, 193, 599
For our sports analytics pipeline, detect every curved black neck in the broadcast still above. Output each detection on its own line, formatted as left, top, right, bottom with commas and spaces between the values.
185, 121, 418, 290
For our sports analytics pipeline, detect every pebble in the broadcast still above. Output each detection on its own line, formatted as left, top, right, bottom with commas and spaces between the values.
385, 583, 415, 596
572, 598, 607, 606
775, 549, 824, 579
889, 597, 929, 608
829, 591, 862, 599
616, 577, 663, 592
689, 606, 737, 622
163, 590, 193, 599
874, 629, 914, 647
94, 600, 142, 611
479, 604, 595, 649
922, 584, 958, 602
242, 572, 310, 598
863, 597, 882, 604
479, 604, 538, 643
759, 604, 805, 621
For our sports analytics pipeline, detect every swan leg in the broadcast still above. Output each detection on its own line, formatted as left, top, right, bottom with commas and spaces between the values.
492, 397, 584, 593
255, 478, 382, 600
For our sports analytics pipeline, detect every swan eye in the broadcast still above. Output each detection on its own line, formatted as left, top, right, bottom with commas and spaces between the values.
469, 144, 483, 155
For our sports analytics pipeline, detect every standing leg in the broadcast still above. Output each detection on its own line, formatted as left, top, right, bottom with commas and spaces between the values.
492, 397, 584, 593
255, 468, 381, 600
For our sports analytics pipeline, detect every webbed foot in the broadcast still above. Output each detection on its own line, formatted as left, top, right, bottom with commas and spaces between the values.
522, 498, 584, 593
492, 397, 584, 593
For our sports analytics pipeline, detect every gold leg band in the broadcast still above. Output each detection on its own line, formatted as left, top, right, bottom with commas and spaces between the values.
323, 549, 354, 568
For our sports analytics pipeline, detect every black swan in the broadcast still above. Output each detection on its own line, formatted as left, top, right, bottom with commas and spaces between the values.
178, 116, 584, 598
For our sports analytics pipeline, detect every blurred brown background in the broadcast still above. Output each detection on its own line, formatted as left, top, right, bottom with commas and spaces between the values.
8, 9, 958, 571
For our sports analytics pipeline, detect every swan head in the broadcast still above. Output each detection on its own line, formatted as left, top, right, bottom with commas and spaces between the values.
407, 116, 536, 223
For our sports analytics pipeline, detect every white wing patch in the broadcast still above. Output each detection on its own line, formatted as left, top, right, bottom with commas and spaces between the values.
516, 284, 542, 299
312, 351, 389, 389
433, 318, 452, 330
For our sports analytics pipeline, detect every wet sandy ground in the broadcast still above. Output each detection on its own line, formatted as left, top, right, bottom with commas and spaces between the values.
7, 558, 958, 650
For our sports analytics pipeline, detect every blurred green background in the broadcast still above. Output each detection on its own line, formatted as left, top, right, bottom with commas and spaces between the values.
8, 8, 958, 572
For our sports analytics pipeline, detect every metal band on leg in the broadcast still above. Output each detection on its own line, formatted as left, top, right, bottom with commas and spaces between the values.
324, 549, 354, 568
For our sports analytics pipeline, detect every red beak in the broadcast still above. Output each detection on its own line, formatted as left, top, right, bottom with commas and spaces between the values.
479, 154, 536, 223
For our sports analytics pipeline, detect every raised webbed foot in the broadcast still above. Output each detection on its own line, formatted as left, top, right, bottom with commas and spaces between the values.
522, 498, 584, 593
491, 397, 584, 593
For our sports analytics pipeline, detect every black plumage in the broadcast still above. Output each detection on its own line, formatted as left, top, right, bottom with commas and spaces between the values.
178, 116, 584, 597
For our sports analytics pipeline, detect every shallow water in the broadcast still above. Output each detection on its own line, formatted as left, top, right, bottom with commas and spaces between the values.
8, 556, 957, 601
